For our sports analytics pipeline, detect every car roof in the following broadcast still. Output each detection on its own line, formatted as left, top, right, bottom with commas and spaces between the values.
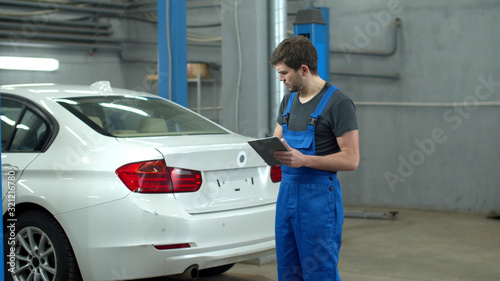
0, 81, 158, 99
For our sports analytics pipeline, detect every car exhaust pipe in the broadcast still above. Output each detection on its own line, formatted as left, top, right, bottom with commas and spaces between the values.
177, 264, 199, 280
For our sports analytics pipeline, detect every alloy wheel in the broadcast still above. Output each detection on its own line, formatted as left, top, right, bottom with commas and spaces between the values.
13, 226, 57, 281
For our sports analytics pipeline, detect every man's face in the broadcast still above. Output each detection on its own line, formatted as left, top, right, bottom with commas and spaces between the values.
275, 62, 303, 93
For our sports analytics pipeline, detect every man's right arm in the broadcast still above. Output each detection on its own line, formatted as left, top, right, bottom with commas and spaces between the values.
273, 123, 283, 138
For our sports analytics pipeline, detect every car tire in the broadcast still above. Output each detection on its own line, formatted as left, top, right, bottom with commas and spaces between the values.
4, 210, 82, 281
198, 263, 235, 277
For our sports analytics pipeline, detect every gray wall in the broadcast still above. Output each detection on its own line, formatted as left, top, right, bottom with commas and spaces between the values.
309, 0, 500, 213
220, 0, 270, 137
221, 0, 500, 213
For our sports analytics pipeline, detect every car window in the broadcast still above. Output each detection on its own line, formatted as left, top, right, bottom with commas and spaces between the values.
11, 110, 49, 152
56, 96, 228, 137
1, 99, 23, 151
1, 99, 50, 152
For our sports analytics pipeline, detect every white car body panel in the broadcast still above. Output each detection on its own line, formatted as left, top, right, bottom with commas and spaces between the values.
117, 137, 277, 213
56, 195, 275, 280
1, 83, 279, 280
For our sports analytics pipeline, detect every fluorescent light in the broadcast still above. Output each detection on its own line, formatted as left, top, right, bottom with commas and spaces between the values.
1, 83, 55, 87
0, 56, 59, 71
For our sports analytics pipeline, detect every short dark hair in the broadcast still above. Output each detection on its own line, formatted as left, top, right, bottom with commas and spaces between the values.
269, 35, 318, 75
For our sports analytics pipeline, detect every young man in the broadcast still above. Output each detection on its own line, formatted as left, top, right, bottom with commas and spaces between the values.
270, 35, 360, 281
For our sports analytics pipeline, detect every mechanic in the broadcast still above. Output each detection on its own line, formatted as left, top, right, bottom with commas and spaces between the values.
270, 35, 360, 281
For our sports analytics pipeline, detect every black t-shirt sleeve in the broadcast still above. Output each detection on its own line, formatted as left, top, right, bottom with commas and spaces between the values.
331, 98, 358, 137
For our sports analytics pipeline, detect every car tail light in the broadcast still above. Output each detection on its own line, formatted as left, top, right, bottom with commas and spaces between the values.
167, 167, 202, 192
270, 165, 282, 183
116, 160, 170, 193
116, 160, 202, 193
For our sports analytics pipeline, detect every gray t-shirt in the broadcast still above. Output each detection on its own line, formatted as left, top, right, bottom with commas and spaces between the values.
276, 83, 358, 156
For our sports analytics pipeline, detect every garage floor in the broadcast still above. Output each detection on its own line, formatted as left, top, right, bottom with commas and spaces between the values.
155, 208, 500, 281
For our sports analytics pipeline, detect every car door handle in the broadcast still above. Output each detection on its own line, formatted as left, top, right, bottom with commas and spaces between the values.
1, 164, 19, 173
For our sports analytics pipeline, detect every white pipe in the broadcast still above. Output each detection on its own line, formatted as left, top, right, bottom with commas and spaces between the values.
234, 0, 242, 133
165, 0, 172, 101
269, 0, 287, 134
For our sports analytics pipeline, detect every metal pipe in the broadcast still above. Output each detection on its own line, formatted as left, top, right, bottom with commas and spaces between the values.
68, 0, 156, 9
187, 23, 222, 28
331, 70, 400, 80
0, 40, 122, 51
0, 30, 121, 43
124, 1, 157, 9
269, 0, 287, 134
106, 14, 157, 24
124, 8, 158, 14
1, 29, 154, 45
177, 264, 199, 280
186, 4, 221, 10
0, 15, 111, 29
0, 22, 113, 35
331, 18, 401, 57
0, 0, 126, 15
0, 30, 156, 44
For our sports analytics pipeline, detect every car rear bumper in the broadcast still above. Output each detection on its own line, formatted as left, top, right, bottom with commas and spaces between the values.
163, 237, 276, 274
56, 193, 276, 281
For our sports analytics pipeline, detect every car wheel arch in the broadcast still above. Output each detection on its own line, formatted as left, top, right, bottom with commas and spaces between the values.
3, 203, 83, 281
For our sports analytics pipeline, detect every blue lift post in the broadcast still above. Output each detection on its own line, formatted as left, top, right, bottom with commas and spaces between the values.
157, 0, 188, 107
0, 115, 3, 280
0, 83, 3, 279
293, 7, 330, 82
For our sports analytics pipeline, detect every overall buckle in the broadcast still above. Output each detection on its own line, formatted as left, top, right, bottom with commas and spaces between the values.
308, 117, 318, 126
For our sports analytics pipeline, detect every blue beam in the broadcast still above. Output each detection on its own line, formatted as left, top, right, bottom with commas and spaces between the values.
157, 0, 188, 107
319, 7, 330, 83
293, 7, 330, 82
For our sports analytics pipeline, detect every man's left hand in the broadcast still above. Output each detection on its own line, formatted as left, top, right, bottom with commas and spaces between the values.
273, 138, 306, 168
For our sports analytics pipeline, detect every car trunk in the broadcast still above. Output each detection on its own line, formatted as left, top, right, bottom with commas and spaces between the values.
116, 134, 279, 214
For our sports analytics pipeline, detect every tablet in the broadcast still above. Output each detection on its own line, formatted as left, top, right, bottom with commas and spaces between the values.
248, 136, 289, 166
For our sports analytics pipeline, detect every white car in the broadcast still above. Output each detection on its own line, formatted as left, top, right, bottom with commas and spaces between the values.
1, 82, 281, 281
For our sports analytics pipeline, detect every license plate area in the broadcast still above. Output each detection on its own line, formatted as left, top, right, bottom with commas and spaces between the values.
215, 173, 255, 192
174, 167, 277, 214
203, 167, 264, 200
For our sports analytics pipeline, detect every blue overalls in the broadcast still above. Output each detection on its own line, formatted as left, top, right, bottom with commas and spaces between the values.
276, 85, 344, 281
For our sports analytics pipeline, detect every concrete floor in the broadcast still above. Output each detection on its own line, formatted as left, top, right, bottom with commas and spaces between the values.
157, 208, 500, 281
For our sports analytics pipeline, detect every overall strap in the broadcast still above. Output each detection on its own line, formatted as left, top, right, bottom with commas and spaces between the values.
308, 85, 338, 126
282, 92, 297, 124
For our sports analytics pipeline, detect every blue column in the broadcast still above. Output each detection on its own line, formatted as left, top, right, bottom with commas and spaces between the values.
157, 0, 188, 107
0, 170, 3, 278
0, 85, 3, 280
293, 8, 330, 82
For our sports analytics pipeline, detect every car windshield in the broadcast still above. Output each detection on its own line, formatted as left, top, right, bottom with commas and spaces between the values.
56, 96, 228, 137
